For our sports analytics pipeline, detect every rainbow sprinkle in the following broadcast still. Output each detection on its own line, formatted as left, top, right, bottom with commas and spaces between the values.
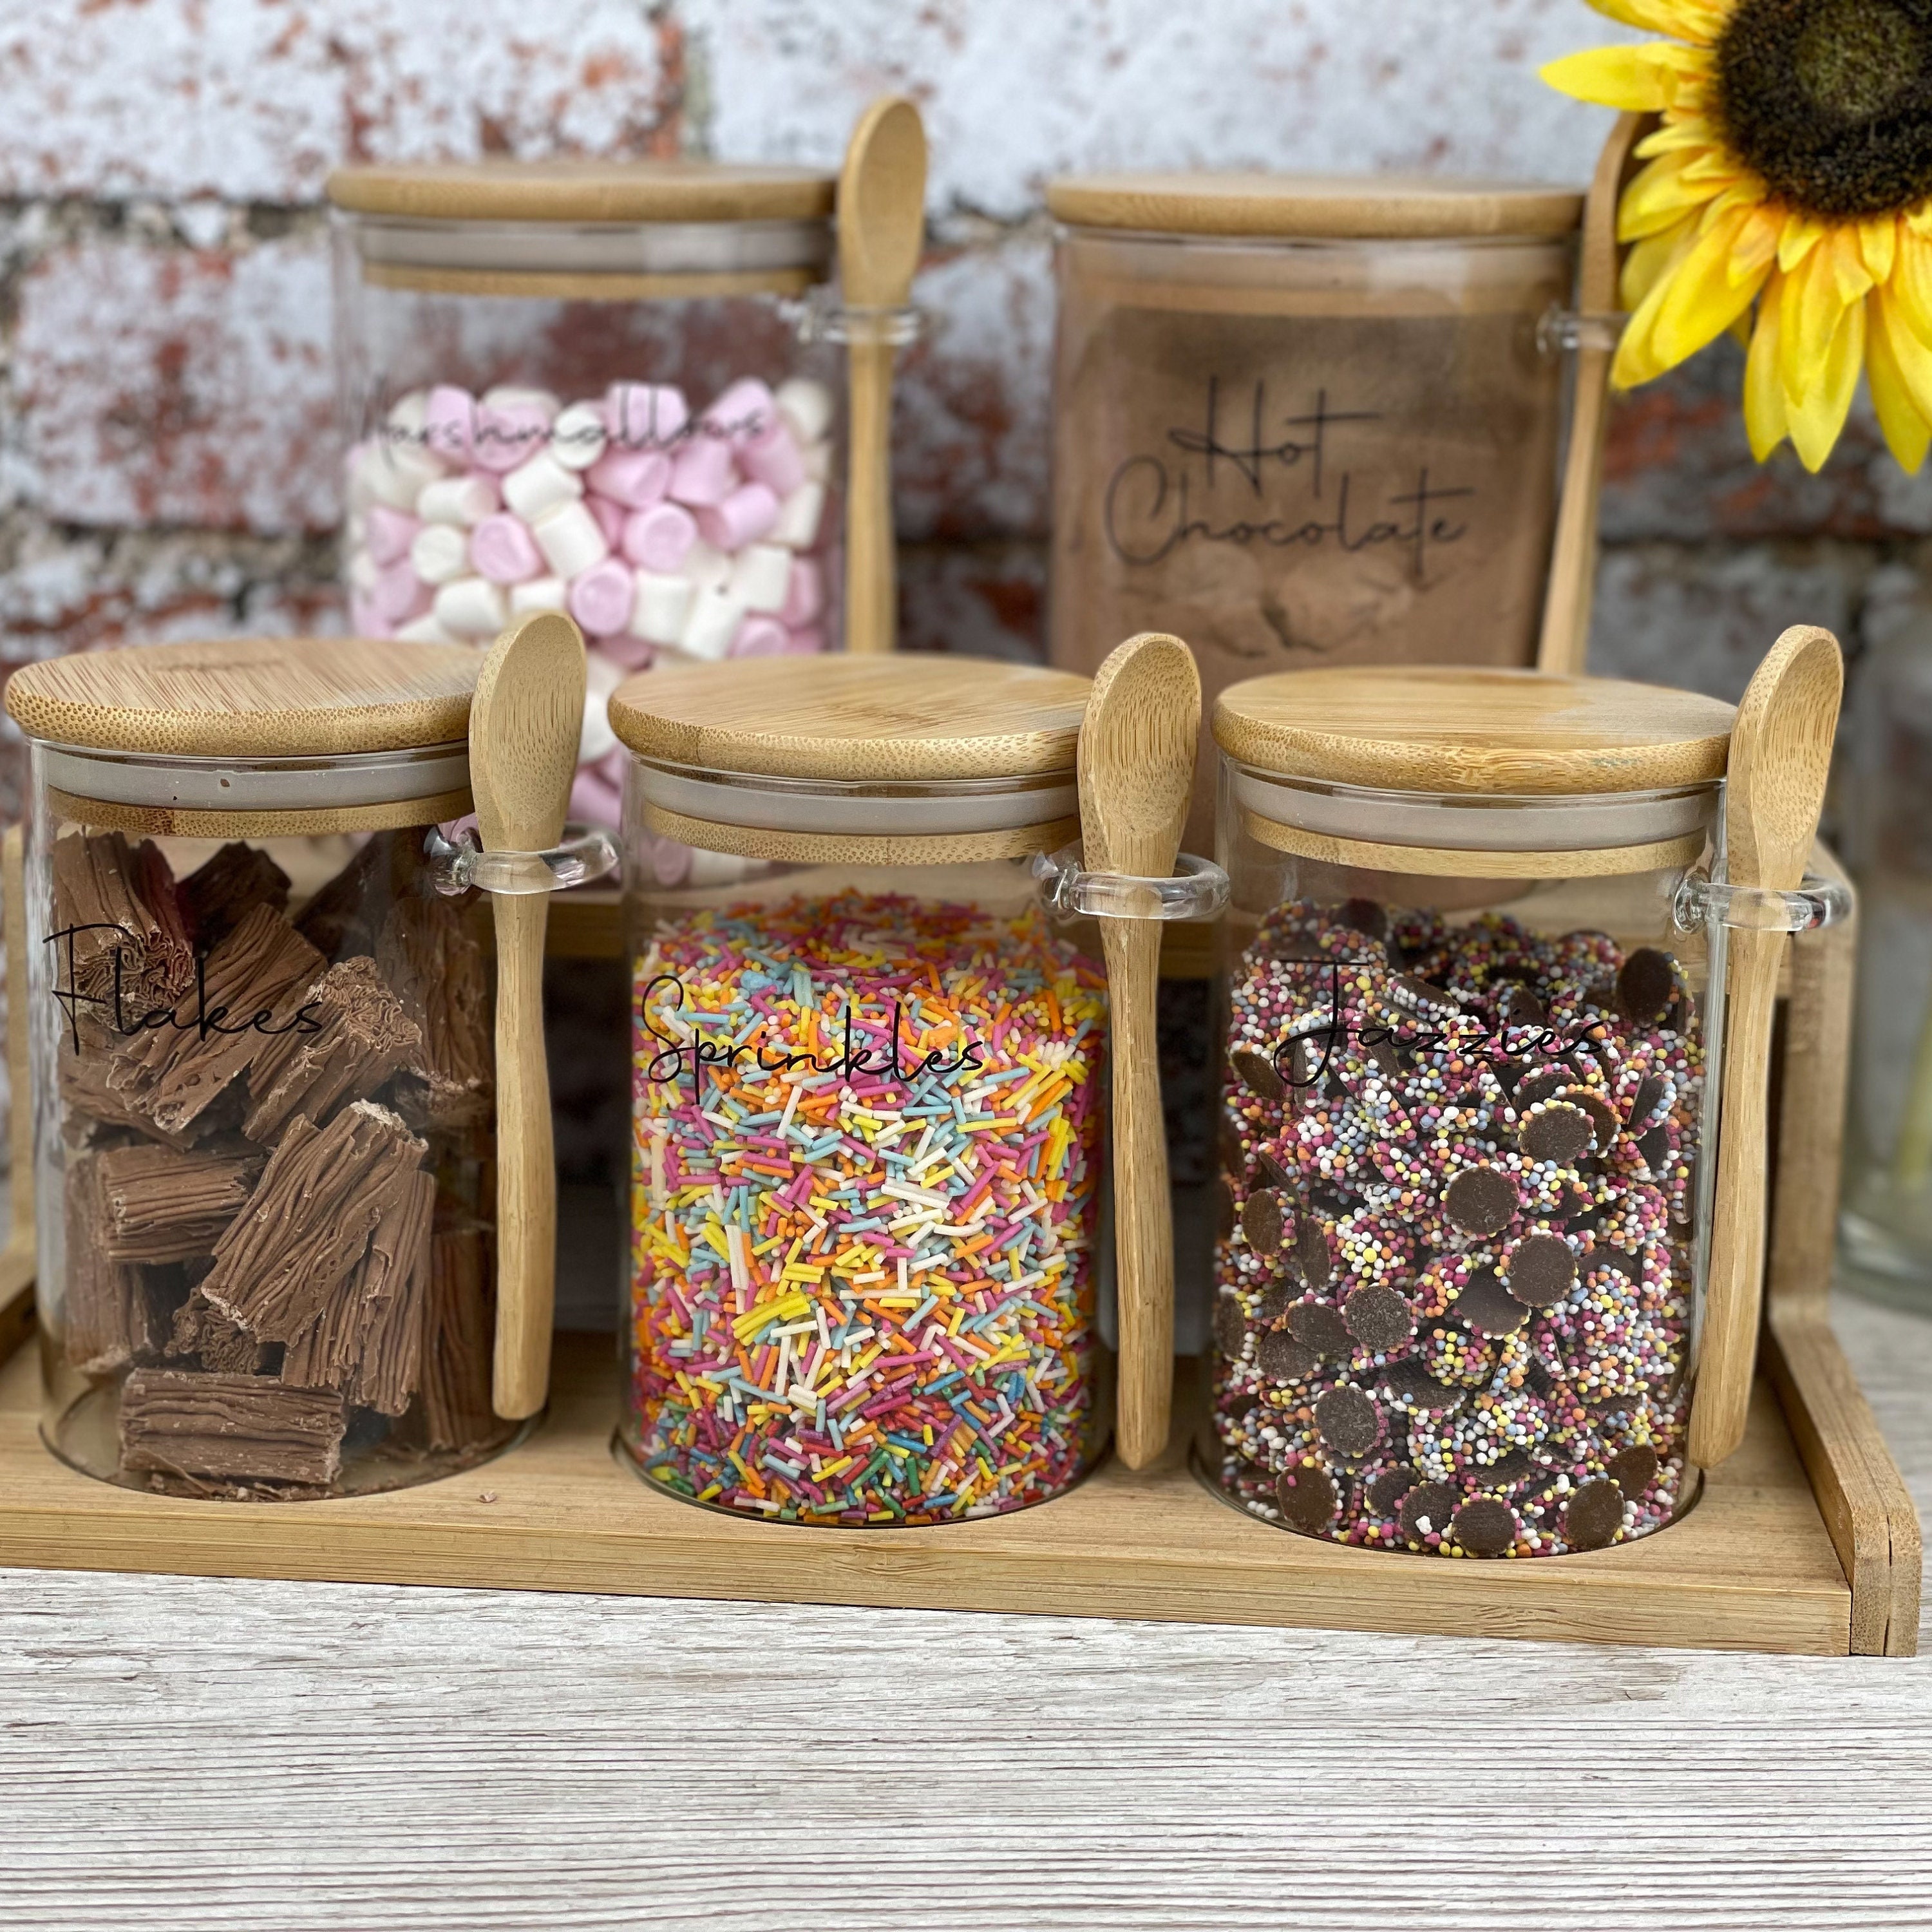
626, 889, 1108, 1524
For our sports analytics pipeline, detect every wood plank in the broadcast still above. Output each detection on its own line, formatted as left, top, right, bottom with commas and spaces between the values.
0, 1332, 1851, 1654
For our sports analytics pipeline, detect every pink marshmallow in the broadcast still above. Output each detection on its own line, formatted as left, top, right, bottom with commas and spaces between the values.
779, 553, 825, 626
704, 377, 779, 444
594, 634, 654, 674
569, 766, 624, 831
695, 482, 780, 550
470, 401, 551, 473
349, 591, 387, 637
622, 501, 697, 573
587, 446, 672, 509
567, 558, 637, 638
784, 625, 828, 655
650, 836, 693, 889
605, 382, 690, 450
729, 615, 790, 659
667, 431, 737, 507
469, 513, 544, 585
585, 493, 629, 547
739, 420, 806, 497
371, 560, 433, 626
364, 504, 421, 568
423, 385, 477, 465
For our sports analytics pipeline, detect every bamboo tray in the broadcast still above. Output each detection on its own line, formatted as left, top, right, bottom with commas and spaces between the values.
0, 849, 1915, 1655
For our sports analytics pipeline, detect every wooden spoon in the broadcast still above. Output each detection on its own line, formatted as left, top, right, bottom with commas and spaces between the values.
1079, 632, 1201, 1470
1689, 624, 1842, 1468
472, 611, 587, 1421
1535, 109, 1647, 677
837, 96, 927, 655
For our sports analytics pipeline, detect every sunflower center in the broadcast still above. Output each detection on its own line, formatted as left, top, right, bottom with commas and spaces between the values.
1716, 0, 1932, 216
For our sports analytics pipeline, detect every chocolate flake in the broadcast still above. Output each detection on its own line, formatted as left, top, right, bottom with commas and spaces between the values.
96, 1143, 263, 1265
243, 955, 422, 1142
178, 842, 291, 949
1565, 1477, 1626, 1550
1443, 1166, 1519, 1236
419, 1222, 500, 1453
119, 1369, 345, 1490
198, 1102, 426, 1345
50, 831, 193, 1014
168, 1289, 273, 1376
377, 896, 494, 1131
61, 1153, 171, 1373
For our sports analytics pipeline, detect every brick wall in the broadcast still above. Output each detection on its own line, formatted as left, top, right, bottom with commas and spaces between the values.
1, 0, 1926, 724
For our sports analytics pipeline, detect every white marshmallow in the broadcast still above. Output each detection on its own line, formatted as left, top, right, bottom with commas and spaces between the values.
531, 499, 610, 578
433, 576, 509, 637
728, 543, 792, 614
771, 481, 826, 550
688, 848, 752, 887
580, 651, 626, 765
386, 390, 431, 437
417, 473, 500, 526
409, 522, 471, 585
501, 451, 584, 522
775, 377, 835, 446
481, 384, 560, 421
347, 549, 380, 594
510, 575, 570, 614
356, 439, 445, 510
630, 571, 695, 645
395, 614, 462, 646
802, 439, 834, 484
679, 587, 746, 662
681, 539, 732, 593
549, 399, 609, 471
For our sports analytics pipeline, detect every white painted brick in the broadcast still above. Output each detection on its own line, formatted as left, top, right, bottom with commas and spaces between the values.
689, 0, 1639, 220
12, 234, 339, 534
0, 0, 670, 202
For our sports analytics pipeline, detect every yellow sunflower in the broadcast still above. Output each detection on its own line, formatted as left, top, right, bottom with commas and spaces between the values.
1543, 0, 1932, 471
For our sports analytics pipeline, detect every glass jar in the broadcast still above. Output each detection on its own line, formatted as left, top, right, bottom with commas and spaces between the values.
1206, 665, 1846, 1558
608, 656, 1128, 1526
3, 638, 596, 1499
1046, 174, 1582, 855
327, 158, 858, 831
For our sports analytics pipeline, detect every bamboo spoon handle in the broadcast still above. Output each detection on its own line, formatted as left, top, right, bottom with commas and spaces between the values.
1690, 625, 1842, 1468
837, 97, 927, 656
491, 891, 555, 1419
1104, 916, 1171, 1469
1536, 109, 1647, 677
845, 332, 898, 655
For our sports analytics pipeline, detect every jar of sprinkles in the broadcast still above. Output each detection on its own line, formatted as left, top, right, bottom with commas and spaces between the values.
609, 656, 1111, 1524
1207, 665, 1842, 1559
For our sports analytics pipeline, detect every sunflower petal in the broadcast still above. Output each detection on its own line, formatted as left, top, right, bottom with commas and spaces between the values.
1861, 215, 1899, 285
1618, 149, 1728, 240
1648, 206, 1775, 368
1726, 203, 1782, 287
1866, 293, 1932, 472
1585, 0, 1727, 40
1876, 287, 1932, 418
1635, 112, 1725, 156
1787, 299, 1866, 471
1779, 213, 1826, 272
1744, 278, 1790, 460
1540, 42, 1705, 110
1892, 227, 1932, 348
1781, 232, 1871, 404
1614, 223, 1705, 385
1620, 220, 1700, 314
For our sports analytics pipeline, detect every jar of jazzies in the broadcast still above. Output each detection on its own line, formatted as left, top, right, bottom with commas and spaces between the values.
1207, 665, 1847, 1558
6, 638, 609, 1499
607, 656, 1126, 1526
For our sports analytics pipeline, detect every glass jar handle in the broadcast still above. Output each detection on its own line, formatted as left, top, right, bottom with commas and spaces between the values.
1031, 844, 1230, 922
424, 822, 620, 898
1672, 866, 1854, 935
1537, 305, 1627, 357
784, 290, 926, 348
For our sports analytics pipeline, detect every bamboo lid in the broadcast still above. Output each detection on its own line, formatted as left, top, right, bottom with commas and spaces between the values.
327, 160, 837, 225
610, 656, 1092, 781
1214, 667, 1736, 797
6, 639, 480, 758
1046, 173, 1583, 240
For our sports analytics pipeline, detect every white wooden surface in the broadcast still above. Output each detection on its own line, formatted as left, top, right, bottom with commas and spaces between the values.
3, 1291, 1931, 1931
